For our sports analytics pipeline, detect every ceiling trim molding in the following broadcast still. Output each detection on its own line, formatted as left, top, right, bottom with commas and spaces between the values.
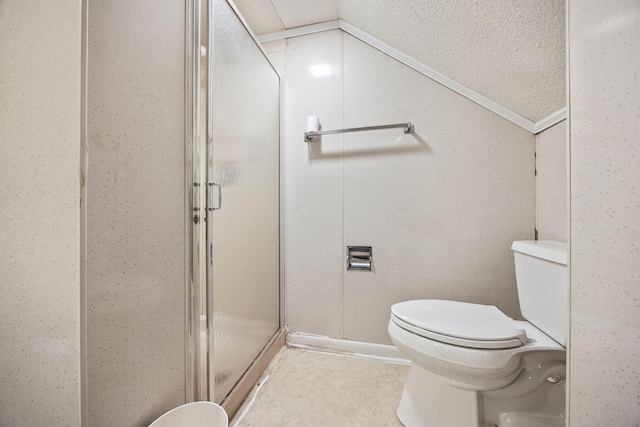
258, 19, 568, 134
533, 107, 567, 134
257, 20, 340, 43
338, 20, 536, 132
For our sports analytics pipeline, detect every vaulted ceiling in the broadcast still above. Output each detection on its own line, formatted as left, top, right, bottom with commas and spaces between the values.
233, 0, 565, 123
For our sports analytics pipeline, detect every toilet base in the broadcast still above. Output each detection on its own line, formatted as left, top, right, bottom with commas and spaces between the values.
397, 364, 481, 427
396, 358, 566, 427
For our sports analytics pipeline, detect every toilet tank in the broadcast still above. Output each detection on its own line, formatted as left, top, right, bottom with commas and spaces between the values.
511, 240, 567, 347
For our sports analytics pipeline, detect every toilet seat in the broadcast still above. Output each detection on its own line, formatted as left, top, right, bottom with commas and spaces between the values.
391, 300, 528, 349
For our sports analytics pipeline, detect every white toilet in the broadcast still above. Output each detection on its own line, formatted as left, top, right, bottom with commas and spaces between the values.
388, 240, 567, 427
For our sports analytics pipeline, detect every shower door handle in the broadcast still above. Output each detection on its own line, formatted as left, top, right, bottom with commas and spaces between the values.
207, 182, 222, 211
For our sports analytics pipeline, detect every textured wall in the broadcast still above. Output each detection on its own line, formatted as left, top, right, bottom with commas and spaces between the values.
284, 30, 344, 339
536, 121, 567, 242
338, 0, 565, 122
86, 0, 186, 425
0, 0, 82, 425
569, 0, 640, 424
284, 30, 535, 344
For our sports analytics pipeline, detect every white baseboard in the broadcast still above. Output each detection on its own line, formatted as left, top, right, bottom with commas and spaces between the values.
286, 332, 410, 365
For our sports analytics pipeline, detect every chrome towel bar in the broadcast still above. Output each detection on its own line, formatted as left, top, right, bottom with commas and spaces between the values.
304, 122, 415, 142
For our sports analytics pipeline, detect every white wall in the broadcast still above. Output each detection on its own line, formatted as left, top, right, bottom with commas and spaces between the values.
569, 0, 640, 424
284, 30, 535, 345
284, 30, 345, 339
86, 0, 186, 425
536, 120, 567, 242
0, 0, 82, 425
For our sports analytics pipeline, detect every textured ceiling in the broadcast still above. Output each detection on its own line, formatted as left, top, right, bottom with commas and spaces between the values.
232, 0, 285, 34
232, 0, 338, 32
271, 0, 339, 29
338, 0, 565, 122
234, 0, 566, 122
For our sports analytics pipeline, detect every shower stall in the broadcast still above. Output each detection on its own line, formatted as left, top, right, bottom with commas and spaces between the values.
83, 0, 281, 423
187, 0, 283, 412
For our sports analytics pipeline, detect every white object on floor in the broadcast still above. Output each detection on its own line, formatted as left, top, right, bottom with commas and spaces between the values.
149, 402, 228, 427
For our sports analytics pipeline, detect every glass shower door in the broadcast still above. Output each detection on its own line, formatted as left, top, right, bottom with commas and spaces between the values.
206, 0, 281, 403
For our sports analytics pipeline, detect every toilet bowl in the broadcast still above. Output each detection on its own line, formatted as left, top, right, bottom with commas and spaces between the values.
388, 241, 567, 427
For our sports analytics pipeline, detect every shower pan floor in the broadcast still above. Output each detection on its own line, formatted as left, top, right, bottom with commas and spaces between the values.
232, 347, 408, 426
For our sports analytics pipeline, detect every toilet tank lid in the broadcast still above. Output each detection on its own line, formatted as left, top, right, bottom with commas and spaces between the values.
511, 240, 567, 265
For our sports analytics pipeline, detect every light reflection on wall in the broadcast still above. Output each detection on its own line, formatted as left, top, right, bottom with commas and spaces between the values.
310, 63, 333, 78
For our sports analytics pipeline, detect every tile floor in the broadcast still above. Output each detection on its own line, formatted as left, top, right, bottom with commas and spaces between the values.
233, 347, 409, 426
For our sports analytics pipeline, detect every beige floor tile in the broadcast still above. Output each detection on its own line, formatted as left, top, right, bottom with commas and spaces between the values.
235, 348, 408, 426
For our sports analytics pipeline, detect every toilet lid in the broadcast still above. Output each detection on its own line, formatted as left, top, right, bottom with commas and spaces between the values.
391, 300, 528, 349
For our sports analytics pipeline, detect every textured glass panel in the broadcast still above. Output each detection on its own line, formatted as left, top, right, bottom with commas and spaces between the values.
208, 0, 280, 403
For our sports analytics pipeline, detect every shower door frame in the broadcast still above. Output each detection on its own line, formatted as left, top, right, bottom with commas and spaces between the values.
185, 0, 286, 408
185, 0, 202, 404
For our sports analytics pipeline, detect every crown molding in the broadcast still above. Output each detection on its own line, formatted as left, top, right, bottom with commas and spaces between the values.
338, 20, 537, 133
258, 20, 568, 135
533, 107, 567, 134
257, 20, 340, 43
